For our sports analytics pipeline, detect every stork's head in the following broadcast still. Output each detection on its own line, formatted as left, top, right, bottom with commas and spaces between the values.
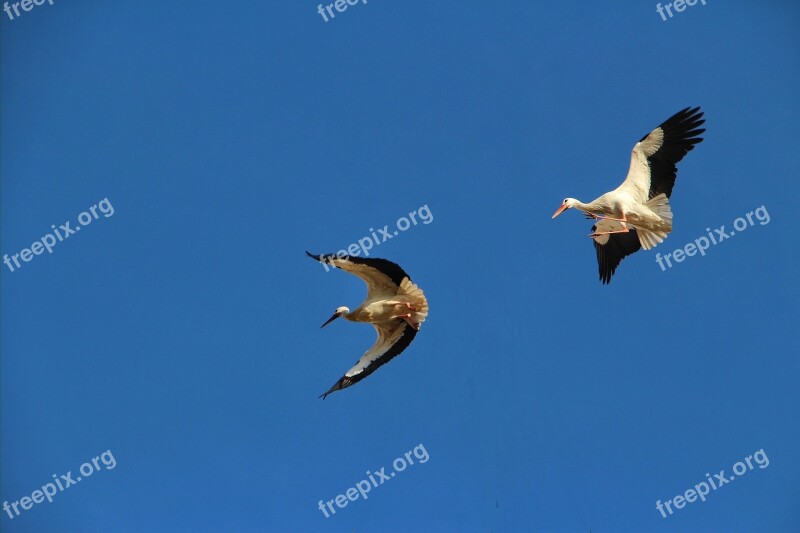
552, 198, 578, 219
321, 306, 350, 328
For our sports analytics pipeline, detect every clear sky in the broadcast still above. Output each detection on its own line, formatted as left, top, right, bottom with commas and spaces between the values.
1, 1, 798, 531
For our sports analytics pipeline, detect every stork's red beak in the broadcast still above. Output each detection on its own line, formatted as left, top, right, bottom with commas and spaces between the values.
552, 204, 569, 219
320, 312, 339, 328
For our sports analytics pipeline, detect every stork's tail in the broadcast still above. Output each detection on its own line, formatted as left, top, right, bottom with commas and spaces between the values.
637, 194, 673, 250
398, 278, 428, 329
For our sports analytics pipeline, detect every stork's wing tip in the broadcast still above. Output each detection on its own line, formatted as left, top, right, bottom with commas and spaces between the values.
319, 379, 343, 399
319, 385, 339, 400
319, 384, 335, 399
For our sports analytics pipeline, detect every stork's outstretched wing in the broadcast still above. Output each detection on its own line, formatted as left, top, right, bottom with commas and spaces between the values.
306, 252, 411, 300
319, 321, 417, 399
617, 107, 705, 203
591, 219, 642, 284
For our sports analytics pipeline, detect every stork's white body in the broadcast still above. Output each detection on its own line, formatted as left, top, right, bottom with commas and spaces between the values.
563, 192, 674, 250
306, 252, 428, 398
347, 289, 425, 325
552, 107, 705, 283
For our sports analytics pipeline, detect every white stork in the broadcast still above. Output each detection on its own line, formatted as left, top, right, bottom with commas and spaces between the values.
552, 107, 705, 283
306, 252, 429, 399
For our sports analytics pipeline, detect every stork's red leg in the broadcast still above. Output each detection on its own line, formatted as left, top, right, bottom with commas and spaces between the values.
596, 212, 628, 224
589, 226, 631, 237
590, 212, 629, 237
391, 311, 421, 330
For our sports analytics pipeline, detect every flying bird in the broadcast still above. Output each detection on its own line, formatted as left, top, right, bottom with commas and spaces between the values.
306, 252, 429, 399
552, 107, 705, 283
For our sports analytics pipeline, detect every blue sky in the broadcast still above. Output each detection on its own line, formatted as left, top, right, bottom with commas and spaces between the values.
1, 1, 798, 531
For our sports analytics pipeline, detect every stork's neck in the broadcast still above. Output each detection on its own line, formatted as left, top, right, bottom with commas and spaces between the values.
574, 198, 610, 216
